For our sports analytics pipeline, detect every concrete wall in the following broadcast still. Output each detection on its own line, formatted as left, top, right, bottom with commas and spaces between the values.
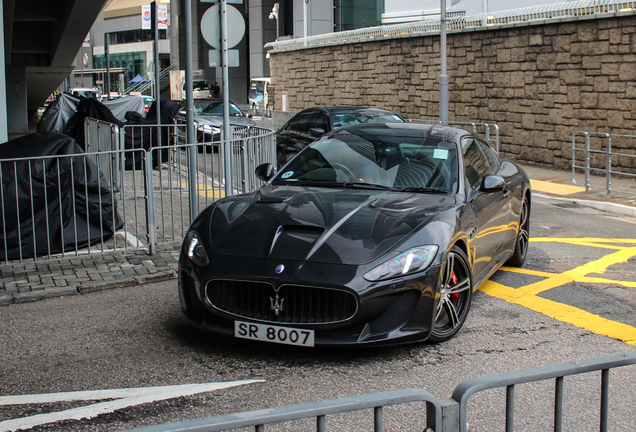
268, 15, 636, 169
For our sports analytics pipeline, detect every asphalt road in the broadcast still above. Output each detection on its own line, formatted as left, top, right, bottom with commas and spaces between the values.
1, 196, 636, 431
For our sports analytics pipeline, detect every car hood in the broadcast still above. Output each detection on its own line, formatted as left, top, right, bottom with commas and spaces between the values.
194, 115, 256, 128
209, 185, 456, 265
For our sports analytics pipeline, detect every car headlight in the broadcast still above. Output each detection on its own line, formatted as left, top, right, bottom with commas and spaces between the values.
185, 230, 209, 266
364, 246, 438, 282
200, 124, 221, 134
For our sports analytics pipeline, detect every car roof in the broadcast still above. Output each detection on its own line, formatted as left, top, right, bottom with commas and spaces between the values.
329, 122, 476, 142
301, 106, 397, 113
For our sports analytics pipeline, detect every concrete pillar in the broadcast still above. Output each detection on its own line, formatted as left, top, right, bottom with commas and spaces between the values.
5, 57, 29, 135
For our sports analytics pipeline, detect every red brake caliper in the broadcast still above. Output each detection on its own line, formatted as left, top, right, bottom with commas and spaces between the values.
449, 270, 460, 303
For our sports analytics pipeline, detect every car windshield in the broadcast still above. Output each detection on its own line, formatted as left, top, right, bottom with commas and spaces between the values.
273, 126, 458, 193
193, 101, 245, 117
331, 110, 404, 128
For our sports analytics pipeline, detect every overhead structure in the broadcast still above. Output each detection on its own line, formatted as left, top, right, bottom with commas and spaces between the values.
2, 0, 108, 134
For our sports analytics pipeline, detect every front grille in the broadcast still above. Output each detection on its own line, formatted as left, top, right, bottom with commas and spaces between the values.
206, 280, 357, 324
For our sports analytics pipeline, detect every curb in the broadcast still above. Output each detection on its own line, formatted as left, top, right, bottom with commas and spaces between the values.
2, 269, 177, 306
533, 193, 636, 218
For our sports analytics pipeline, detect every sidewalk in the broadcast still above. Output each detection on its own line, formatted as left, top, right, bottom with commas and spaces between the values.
1, 164, 636, 306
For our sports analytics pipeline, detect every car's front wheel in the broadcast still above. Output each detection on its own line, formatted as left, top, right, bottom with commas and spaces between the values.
429, 246, 473, 343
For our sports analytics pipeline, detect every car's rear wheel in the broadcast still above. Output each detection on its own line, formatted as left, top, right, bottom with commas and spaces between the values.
277, 149, 287, 169
506, 195, 530, 267
429, 246, 472, 343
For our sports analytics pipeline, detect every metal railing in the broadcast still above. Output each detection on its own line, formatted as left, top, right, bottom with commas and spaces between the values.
254, 110, 295, 131
0, 123, 275, 264
453, 351, 636, 432
128, 388, 449, 432
126, 351, 636, 432
265, 0, 636, 52
407, 119, 500, 153
572, 131, 636, 197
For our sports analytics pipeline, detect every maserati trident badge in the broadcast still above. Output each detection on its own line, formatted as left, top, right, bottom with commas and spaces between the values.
270, 287, 285, 315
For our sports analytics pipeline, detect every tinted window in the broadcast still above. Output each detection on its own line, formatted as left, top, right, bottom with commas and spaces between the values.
477, 139, 497, 170
274, 129, 458, 193
462, 138, 493, 190
311, 112, 329, 132
286, 111, 314, 133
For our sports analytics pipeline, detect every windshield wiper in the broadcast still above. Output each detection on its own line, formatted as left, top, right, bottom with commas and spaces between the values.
342, 182, 393, 190
392, 186, 448, 194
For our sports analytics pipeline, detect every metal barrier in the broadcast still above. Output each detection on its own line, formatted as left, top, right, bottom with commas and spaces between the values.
407, 119, 500, 153
572, 131, 636, 197
0, 123, 275, 264
84, 118, 121, 191
265, 0, 636, 52
125, 352, 636, 432
254, 110, 295, 131
128, 388, 450, 432
452, 351, 636, 432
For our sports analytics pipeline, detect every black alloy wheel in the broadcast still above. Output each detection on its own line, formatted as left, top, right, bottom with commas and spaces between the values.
506, 196, 530, 267
429, 246, 473, 343
276, 149, 286, 169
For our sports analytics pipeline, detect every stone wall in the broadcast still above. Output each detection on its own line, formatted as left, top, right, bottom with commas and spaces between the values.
268, 15, 636, 170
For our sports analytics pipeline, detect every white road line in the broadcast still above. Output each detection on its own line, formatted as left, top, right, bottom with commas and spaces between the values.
0, 380, 263, 432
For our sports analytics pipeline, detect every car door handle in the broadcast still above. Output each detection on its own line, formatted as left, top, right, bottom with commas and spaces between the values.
503, 189, 511, 199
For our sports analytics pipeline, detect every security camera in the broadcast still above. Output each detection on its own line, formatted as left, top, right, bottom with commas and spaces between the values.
269, 3, 279, 20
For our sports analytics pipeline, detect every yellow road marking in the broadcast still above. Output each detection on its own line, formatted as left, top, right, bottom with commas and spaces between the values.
177, 181, 226, 199
482, 237, 636, 345
480, 281, 636, 346
530, 179, 586, 195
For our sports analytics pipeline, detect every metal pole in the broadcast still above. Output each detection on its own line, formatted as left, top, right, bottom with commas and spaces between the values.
303, 0, 309, 47
184, 0, 197, 221
221, 0, 232, 197
439, 0, 448, 123
105, 34, 111, 100
152, 1, 162, 147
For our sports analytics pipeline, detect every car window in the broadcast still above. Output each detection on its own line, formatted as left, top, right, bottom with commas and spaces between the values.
286, 111, 313, 133
274, 130, 458, 193
461, 137, 493, 190
311, 112, 329, 132
477, 139, 497, 170
331, 111, 404, 128
192, 101, 244, 117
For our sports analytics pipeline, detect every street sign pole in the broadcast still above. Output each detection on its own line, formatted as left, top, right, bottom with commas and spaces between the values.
439, 0, 448, 123
151, 1, 162, 145
185, 0, 197, 221
221, 0, 232, 197
105, 33, 111, 100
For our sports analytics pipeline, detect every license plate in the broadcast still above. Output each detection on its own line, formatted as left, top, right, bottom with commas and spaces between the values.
234, 321, 315, 347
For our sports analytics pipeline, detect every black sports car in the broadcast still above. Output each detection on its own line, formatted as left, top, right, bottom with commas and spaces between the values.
178, 123, 531, 347
276, 106, 404, 168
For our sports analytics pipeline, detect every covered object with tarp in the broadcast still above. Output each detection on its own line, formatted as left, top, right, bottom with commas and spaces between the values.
0, 132, 124, 261
37, 93, 80, 133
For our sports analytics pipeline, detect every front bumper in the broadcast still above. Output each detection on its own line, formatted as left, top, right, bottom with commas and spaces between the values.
178, 252, 441, 347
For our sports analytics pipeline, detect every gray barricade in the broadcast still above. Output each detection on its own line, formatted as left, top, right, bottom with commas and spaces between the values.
0, 122, 275, 264
125, 351, 636, 432
572, 131, 636, 197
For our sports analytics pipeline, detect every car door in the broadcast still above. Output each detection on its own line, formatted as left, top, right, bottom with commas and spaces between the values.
278, 110, 314, 154
462, 137, 511, 279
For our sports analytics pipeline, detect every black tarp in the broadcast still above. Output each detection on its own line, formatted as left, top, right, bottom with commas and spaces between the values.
0, 132, 124, 261
67, 98, 124, 150
122, 99, 180, 169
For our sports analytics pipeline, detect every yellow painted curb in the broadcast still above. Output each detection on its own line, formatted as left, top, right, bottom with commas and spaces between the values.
530, 179, 586, 196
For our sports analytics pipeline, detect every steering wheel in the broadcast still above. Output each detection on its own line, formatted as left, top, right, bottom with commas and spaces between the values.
332, 163, 357, 182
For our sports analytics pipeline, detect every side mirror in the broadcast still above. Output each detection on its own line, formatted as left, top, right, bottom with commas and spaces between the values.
480, 174, 506, 192
247, 113, 253, 118
309, 127, 325, 137
255, 163, 276, 182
